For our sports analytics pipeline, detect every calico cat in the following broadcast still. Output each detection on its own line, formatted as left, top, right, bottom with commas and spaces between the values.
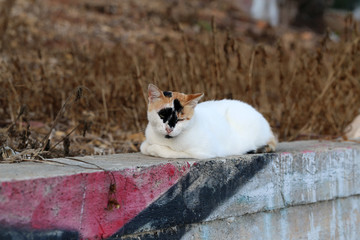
140, 84, 277, 159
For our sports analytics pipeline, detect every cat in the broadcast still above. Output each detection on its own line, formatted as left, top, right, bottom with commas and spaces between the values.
140, 84, 277, 159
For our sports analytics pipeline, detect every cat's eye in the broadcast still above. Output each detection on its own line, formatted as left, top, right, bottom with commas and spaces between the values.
177, 118, 185, 122
159, 114, 164, 119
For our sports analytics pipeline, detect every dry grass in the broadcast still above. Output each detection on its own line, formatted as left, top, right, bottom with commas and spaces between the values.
0, 0, 360, 162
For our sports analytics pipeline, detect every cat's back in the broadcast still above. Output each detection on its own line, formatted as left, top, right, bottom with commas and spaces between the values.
189, 99, 273, 156
196, 99, 260, 117
194, 99, 269, 134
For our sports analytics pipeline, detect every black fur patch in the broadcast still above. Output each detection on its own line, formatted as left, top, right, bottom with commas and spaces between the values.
246, 150, 256, 154
158, 108, 173, 123
246, 145, 268, 154
158, 100, 181, 129
167, 111, 178, 128
173, 99, 183, 112
163, 91, 172, 98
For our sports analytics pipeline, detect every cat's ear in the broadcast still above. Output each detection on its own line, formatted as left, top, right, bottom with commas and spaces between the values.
186, 93, 204, 108
148, 84, 163, 103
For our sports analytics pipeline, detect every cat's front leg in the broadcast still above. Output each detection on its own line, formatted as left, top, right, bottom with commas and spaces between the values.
144, 143, 192, 159
140, 141, 150, 155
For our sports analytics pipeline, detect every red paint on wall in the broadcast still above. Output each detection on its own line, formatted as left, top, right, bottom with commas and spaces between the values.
301, 150, 315, 154
0, 163, 190, 239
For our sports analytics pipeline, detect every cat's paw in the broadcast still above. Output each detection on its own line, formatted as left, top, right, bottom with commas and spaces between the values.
140, 141, 150, 155
145, 144, 191, 158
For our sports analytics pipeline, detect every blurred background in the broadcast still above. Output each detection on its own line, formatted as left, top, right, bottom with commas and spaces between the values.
0, 0, 359, 161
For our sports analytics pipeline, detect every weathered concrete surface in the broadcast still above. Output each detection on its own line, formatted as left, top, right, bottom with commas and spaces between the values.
182, 195, 360, 240
0, 140, 360, 240
0, 160, 191, 239
206, 141, 360, 220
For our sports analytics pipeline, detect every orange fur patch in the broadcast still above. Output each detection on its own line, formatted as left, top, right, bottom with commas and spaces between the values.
265, 136, 277, 152
148, 87, 202, 120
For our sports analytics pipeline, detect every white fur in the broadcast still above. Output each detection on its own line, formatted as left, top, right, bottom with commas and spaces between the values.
141, 99, 275, 159
251, 0, 279, 26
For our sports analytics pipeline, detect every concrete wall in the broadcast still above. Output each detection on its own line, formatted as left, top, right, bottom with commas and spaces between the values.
0, 140, 359, 240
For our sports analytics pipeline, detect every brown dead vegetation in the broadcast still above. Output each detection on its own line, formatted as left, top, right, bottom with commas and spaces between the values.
0, 0, 360, 162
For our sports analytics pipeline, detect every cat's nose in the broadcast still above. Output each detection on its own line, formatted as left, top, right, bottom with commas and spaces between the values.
166, 127, 173, 134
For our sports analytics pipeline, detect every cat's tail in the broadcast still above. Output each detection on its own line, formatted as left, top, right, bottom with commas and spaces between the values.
253, 134, 277, 154
265, 135, 277, 153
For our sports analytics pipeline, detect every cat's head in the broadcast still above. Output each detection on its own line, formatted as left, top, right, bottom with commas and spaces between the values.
146, 84, 203, 138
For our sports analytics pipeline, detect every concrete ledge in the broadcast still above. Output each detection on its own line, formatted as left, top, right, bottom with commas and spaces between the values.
0, 141, 359, 239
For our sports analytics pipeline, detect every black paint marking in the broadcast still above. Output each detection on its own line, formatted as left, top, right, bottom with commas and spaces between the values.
173, 99, 183, 112
112, 154, 274, 239
114, 225, 186, 240
163, 91, 172, 98
0, 227, 79, 240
